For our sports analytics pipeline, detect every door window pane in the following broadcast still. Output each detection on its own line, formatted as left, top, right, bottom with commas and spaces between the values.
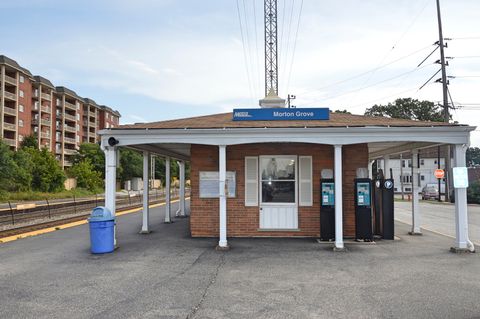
261, 181, 295, 203
260, 157, 295, 180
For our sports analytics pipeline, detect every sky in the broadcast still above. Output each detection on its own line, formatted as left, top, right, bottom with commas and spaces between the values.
1, 0, 479, 145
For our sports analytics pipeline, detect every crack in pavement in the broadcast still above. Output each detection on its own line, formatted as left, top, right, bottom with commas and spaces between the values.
186, 252, 226, 319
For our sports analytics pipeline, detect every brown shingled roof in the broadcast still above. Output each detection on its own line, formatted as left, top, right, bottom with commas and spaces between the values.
116, 111, 461, 130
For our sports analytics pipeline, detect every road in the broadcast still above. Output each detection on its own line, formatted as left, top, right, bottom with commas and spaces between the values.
395, 200, 480, 245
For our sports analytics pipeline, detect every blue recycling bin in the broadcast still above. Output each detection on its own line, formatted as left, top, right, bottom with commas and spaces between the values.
88, 206, 115, 254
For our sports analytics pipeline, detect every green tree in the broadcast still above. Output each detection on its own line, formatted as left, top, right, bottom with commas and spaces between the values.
73, 143, 105, 177
0, 141, 23, 191
466, 147, 480, 167
333, 109, 351, 114
20, 135, 38, 149
12, 149, 33, 191
119, 148, 143, 183
26, 148, 66, 192
364, 98, 445, 122
68, 159, 103, 191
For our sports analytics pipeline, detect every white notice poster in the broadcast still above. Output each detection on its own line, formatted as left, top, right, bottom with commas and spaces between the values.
199, 171, 236, 198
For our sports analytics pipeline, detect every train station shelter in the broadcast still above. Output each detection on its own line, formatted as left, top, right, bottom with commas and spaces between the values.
99, 109, 476, 252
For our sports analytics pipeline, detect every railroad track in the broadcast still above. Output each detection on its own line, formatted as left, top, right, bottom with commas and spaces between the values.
0, 194, 186, 239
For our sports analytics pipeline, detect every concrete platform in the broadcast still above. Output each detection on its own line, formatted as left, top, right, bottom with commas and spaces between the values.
1, 201, 480, 318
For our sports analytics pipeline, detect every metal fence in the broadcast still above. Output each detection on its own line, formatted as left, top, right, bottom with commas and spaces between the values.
0, 188, 188, 228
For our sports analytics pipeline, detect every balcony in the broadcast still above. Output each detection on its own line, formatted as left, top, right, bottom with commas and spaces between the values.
55, 113, 63, 119
41, 93, 51, 101
89, 111, 96, 118
56, 124, 63, 131
55, 148, 62, 154
3, 122, 16, 131
64, 101, 76, 110
41, 106, 51, 113
64, 125, 76, 133
4, 106, 17, 116
64, 136, 76, 144
4, 75, 17, 85
3, 91, 17, 101
64, 113, 76, 122
63, 148, 77, 155
41, 119, 51, 126
3, 138, 16, 147
63, 160, 73, 167
40, 132, 50, 139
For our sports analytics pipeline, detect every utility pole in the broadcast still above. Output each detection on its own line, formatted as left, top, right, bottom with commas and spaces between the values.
287, 94, 296, 108
436, 0, 451, 202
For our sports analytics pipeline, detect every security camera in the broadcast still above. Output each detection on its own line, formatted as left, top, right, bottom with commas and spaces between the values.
108, 137, 119, 147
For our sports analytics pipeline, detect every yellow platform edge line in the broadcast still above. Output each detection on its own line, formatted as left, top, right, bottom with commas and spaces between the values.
0, 198, 188, 244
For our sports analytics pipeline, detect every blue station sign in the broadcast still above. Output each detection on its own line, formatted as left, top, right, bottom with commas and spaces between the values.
232, 108, 330, 121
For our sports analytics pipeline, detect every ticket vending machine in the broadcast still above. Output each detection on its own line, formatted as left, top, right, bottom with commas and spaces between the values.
354, 178, 373, 241
373, 175, 395, 240
320, 179, 335, 241
381, 178, 395, 240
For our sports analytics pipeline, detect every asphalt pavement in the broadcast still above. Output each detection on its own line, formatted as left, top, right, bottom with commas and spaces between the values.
395, 200, 480, 245
1, 201, 479, 319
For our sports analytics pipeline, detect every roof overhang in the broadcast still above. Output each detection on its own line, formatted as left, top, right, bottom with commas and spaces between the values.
99, 125, 475, 160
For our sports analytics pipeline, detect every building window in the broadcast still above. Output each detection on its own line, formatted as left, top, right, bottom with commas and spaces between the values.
76, 114, 80, 121
20, 75, 24, 83
19, 135, 24, 141
76, 124, 80, 131
19, 104, 24, 112
19, 90, 24, 98
19, 119, 24, 127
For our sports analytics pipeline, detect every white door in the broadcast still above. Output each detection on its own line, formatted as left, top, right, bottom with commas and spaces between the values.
259, 156, 298, 229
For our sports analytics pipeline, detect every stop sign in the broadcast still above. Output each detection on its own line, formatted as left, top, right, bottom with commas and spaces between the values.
434, 169, 445, 179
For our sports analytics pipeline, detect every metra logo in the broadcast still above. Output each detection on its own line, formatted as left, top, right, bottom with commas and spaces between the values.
234, 111, 251, 117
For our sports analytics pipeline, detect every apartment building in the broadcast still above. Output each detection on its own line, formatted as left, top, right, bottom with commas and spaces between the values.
0, 55, 121, 168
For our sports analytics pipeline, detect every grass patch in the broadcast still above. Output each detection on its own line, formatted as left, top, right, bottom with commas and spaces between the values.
0, 188, 100, 203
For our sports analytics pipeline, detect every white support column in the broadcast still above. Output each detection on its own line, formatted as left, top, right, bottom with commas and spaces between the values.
176, 161, 186, 217
141, 151, 150, 233
452, 144, 474, 252
165, 157, 172, 223
334, 145, 344, 251
383, 155, 390, 179
368, 160, 374, 179
410, 150, 422, 235
217, 145, 228, 249
104, 146, 117, 245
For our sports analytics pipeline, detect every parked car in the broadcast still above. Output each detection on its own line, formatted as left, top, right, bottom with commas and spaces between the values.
422, 185, 439, 200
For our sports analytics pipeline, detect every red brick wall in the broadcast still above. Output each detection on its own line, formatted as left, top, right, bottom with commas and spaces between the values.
17, 75, 33, 138
190, 143, 369, 238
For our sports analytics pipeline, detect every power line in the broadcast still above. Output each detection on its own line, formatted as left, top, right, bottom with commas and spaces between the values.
236, 0, 255, 105
449, 36, 480, 40
299, 43, 434, 97
301, 62, 433, 107
285, 0, 304, 95
352, 0, 431, 98
252, 0, 262, 98
280, 0, 296, 95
